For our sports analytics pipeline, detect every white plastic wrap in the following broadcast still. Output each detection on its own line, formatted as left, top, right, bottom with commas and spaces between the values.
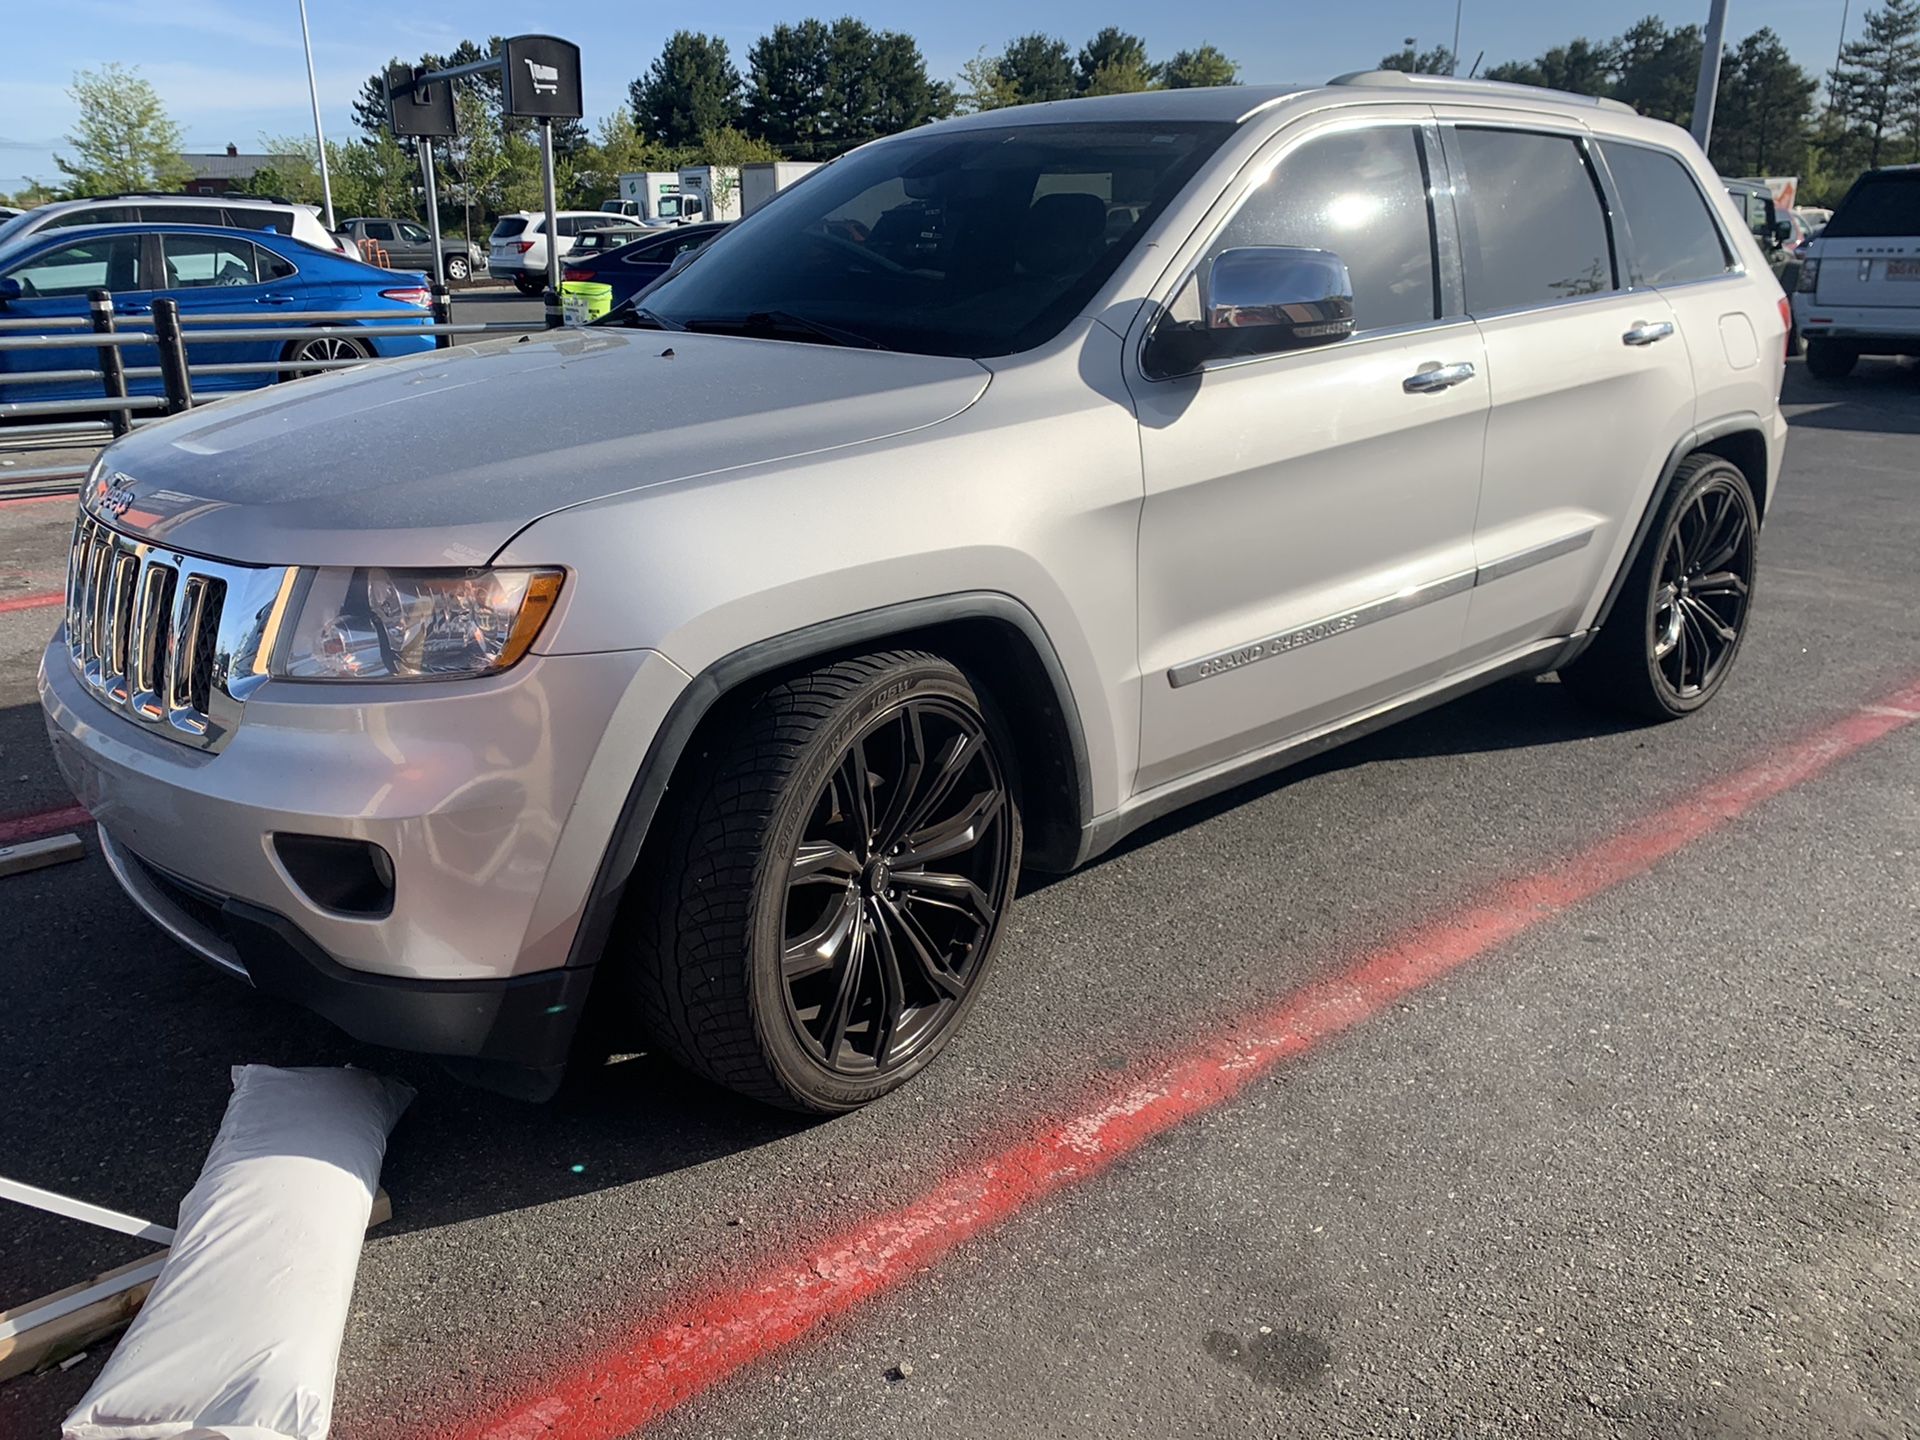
64, 1066, 414, 1440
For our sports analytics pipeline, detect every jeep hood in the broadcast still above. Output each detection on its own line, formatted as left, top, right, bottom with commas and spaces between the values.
92, 328, 990, 566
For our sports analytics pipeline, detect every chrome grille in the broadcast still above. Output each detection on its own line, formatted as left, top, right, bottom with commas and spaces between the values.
65, 513, 290, 752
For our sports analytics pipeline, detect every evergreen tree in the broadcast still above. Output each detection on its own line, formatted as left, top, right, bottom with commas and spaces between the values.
1711, 29, 1818, 175
631, 32, 743, 147
1160, 47, 1239, 89
1379, 45, 1455, 76
1077, 28, 1155, 95
1828, 0, 1920, 168
996, 35, 1076, 104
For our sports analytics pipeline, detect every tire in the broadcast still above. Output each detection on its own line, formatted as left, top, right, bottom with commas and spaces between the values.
512, 273, 544, 296
1803, 337, 1858, 380
615, 651, 1023, 1113
445, 255, 470, 283
1563, 454, 1758, 722
279, 330, 371, 383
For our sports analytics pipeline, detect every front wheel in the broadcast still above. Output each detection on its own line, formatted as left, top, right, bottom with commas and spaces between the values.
1563, 454, 1758, 721
617, 652, 1023, 1112
445, 255, 470, 282
1803, 337, 1858, 380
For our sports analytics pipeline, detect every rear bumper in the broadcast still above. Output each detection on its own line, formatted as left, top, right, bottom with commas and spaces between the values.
1792, 295, 1920, 348
99, 826, 593, 1069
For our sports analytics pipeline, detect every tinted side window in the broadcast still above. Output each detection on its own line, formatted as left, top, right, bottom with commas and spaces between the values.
143, 205, 217, 224
8, 236, 147, 297
226, 206, 288, 234
259, 248, 297, 281
1826, 172, 1920, 237
45, 206, 124, 229
1600, 141, 1733, 286
1211, 126, 1438, 332
362, 221, 396, 241
1452, 128, 1615, 313
162, 234, 259, 287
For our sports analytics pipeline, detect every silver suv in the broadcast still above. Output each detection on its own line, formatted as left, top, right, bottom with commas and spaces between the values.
41, 74, 1788, 1111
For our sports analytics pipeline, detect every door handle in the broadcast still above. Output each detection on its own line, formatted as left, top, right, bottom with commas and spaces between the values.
1402, 361, 1476, 394
257, 293, 296, 306
1622, 319, 1675, 346
119, 302, 150, 315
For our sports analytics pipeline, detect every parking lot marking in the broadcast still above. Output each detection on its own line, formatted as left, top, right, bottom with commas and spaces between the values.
0, 492, 76, 511
0, 804, 91, 848
0, 590, 64, 616
409, 674, 1916, 1440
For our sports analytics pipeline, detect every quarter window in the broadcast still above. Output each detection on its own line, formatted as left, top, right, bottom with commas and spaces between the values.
1599, 141, 1733, 286
1207, 126, 1439, 333
1451, 128, 1616, 313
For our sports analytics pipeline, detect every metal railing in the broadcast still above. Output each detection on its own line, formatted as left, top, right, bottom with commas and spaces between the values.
1, 287, 552, 501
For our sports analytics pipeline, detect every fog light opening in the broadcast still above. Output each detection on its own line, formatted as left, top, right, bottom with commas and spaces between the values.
271, 834, 396, 918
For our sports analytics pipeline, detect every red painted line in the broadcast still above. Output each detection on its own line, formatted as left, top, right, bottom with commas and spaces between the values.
0, 492, 78, 510
428, 677, 1920, 1440
0, 590, 64, 616
0, 803, 91, 848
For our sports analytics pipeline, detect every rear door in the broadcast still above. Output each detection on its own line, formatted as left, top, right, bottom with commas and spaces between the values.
1434, 116, 1695, 662
156, 232, 289, 392
1131, 113, 1489, 793
1808, 170, 1920, 309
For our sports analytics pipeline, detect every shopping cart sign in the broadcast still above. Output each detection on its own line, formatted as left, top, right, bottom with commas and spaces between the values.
501, 35, 582, 118
524, 60, 559, 96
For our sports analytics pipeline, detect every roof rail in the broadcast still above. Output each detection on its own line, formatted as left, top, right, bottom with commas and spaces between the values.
66, 192, 297, 206
1328, 69, 1639, 116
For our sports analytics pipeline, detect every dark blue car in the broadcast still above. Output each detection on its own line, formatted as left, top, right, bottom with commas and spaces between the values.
561, 222, 730, 321
0, 223, 435, 404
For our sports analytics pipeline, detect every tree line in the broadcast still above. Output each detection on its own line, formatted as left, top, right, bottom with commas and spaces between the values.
10, 7, 1917, 221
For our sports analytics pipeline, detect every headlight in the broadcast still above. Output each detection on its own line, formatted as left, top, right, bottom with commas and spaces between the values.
1796, 258, 1819, 293
273, 567, 563, 681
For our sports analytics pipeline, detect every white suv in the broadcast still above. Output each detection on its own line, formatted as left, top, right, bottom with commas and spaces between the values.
0, 194, 344, 255
1792, 164, 1920, 378
41, 74, 1787, 1111
488, 210, 647, 293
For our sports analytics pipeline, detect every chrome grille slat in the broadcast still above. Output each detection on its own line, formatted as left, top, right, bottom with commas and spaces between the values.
62, 513, 288, 753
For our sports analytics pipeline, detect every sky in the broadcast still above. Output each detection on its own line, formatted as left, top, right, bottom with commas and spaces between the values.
1, 0, 1862, 193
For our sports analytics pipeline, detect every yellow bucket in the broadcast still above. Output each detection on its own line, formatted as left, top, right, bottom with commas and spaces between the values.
560, 281, 614, 326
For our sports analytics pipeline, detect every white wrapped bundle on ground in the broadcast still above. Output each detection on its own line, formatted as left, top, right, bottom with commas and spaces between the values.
63, 1065, 414, 1440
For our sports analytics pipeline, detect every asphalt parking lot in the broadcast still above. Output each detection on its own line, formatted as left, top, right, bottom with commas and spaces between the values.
1, 359, 1915, 1439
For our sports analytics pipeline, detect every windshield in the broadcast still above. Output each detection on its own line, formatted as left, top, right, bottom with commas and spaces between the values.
637, 120, 1229, 357
0, 209, 39, 252
1824, 172, 1920, 239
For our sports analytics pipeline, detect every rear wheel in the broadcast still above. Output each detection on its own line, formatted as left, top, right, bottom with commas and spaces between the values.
279, 331, 370, 383
512, 273, 544, 295
1563, 455, 1758, 721
1803, 337, 1858, 380
617, 652, 1022, 1112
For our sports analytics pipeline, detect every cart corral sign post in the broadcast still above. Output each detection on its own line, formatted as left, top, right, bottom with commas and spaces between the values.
394, 36, 584, 324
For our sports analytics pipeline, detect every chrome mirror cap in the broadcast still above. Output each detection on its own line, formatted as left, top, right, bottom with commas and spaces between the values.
1204, 246, 1356, 340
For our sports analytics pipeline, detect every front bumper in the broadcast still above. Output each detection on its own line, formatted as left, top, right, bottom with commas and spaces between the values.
1792, 294, 1920, 348
39, 629, 691, 983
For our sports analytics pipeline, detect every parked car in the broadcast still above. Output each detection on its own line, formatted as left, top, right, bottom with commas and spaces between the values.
0, 194, 346, 256
566, 227, 647, 259
334, 217, 485, 283
1724, 177, 1794, 286
488, 211, 647, 293
42, 74, 1786, 1113
1793, 164, 1920, 379
0, 223, 433, 403
561, 222, 728, 323
0, 205, 22, 223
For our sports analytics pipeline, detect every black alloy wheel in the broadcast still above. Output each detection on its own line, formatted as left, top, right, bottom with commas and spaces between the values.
280, 331, 370, 382
1649, 474, 1754, 702
619, 651, 1023, 1112
1564, 454, 1759, 721
780, 695, 1014, 1077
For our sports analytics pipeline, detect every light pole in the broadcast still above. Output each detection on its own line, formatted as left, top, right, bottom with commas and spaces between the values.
1690, 0, 1731, 153
1450, 0, 1465, 75
297, 0, 335, 230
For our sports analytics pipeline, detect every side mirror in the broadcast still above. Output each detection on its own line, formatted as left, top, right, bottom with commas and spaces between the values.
1772, 216, 1794, 245
1145, 246, 1355, 377
0, 276, 19, 307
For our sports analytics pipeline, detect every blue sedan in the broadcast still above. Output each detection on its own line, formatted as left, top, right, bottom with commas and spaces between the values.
0, 223, 435, 405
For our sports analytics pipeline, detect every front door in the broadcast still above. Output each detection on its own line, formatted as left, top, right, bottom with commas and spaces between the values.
1130, 117, 1488, 795
1431, 117, 1698, 663
0, 233, 156, 402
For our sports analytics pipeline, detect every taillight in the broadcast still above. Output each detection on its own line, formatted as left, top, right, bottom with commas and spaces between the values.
1777, 296, 1792, 356
563, 268, 591, 282
380, 287, 431, 309
513, 240, 535, 254
1797, 258, 1819, 293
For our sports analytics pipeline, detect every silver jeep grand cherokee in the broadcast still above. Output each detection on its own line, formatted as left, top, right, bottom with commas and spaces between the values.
41, 74, 1788, 1110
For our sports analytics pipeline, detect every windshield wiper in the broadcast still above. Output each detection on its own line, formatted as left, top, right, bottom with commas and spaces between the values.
688, 310, 885, 350
601, 305, 685, 331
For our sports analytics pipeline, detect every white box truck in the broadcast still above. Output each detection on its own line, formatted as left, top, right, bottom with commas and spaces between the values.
740, 161, 823, 216
608, 171, 684, 223
676, 166, 742, 224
